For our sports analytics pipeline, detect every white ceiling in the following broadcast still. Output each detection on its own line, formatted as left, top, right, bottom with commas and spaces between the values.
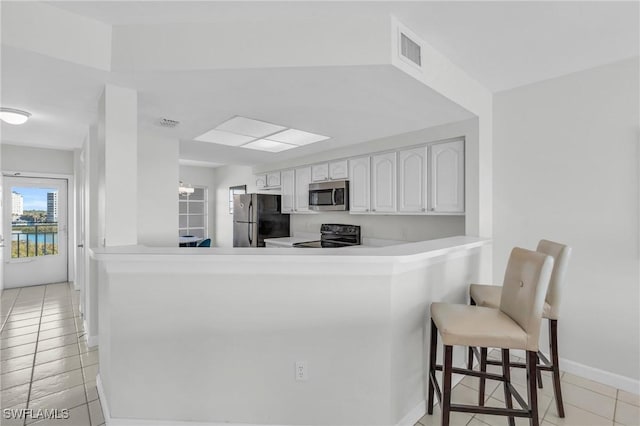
1, 47, 474, 159
50, 1, 640, 92
2, 1, 638, 163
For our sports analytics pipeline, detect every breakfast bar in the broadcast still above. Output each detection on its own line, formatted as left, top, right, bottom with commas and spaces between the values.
91, 236, 491, 426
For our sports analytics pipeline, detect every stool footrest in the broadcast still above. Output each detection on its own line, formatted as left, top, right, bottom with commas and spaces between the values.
508, 382, 529, 410
434, 364, 508, 382
429, 370, 442, 405
450, 404, 531, 418
485, 358, 553, 372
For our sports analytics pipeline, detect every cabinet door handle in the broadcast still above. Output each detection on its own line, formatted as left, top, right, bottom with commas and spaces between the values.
421, 208, 426, 212
372, 209, 376, 212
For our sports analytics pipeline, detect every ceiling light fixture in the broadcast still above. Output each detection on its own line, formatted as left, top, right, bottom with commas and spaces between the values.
242, 139, 297, 153
0, 108, 31, 125
192, 115, 331, 153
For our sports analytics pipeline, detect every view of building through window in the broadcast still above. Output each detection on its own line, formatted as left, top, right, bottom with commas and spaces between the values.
10, 186, 59, 258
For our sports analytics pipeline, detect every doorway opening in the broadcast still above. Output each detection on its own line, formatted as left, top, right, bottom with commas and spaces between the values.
4, 176, 68, 288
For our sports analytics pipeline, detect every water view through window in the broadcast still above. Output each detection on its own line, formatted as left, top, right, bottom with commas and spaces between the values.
11, 187, 59, 258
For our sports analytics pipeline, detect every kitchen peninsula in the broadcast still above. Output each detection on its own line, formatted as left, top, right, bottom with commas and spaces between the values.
91, 236, 490, 426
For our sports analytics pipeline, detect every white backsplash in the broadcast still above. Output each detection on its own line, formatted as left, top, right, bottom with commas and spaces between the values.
290, 212, 464, 243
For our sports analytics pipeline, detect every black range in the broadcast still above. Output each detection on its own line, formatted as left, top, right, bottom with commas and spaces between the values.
293, 224, 361, 248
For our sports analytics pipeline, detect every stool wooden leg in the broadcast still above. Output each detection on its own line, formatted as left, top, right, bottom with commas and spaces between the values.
550, 319, 565, 418
526, 350, 540, 426
478, 347, 488, 406
442, 345, 453, 426
467, 299, 476, 370
502, 349, 515, 426
537, 354, 544, 389
428, 319, 438, 415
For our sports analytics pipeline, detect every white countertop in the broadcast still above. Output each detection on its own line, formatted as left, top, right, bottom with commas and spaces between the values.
90, 235, 490, 262
264, 236, 319, 247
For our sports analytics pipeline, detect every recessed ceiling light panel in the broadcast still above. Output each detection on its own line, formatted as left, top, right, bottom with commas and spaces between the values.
0, 108, 31, 125
267, 129, 330, 146
242, 139, 296, 153
216, 116, 286, 138
195, 129, 255, 146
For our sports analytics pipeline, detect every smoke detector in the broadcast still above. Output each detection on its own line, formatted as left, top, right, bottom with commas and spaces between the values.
158, 118, 180, 128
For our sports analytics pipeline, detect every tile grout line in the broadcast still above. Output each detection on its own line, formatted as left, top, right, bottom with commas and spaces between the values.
70, 281, 94, 426
612, 388, 619, 424
0, 287, 23, 334
22, 285, 47, 426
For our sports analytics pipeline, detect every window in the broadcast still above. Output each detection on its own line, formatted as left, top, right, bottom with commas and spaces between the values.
179, 186, 207, 239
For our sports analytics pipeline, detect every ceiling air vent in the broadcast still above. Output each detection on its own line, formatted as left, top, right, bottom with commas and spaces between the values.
159, 118, 180, 128
400, 33, 422, 67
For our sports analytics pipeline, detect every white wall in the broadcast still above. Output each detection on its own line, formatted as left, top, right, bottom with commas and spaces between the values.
493, 58, 640, 384
138, 135, 178, 246
1, 144, 74, 174
179, 165, 217, 243
211, 165, 256, 247
102, 85, 138, 247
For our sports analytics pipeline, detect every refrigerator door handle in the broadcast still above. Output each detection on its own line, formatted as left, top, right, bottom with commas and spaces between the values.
248, 199, 254, 246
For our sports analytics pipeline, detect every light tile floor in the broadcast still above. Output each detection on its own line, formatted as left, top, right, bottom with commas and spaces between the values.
1, 283, 104, 426
2, 283, 638, 426
415, 351, 640, 426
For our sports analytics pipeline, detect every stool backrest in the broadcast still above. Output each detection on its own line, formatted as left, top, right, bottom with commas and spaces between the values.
499, 247, 554, 352
537, 239, 572, 320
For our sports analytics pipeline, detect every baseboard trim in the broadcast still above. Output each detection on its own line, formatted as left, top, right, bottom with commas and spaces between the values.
83, 320, 99, 347
558, 355, 640, 395
395, 400, 427, 426
496, 349, 639, 396
96, 373, 461, 426
72, 280, 80, 291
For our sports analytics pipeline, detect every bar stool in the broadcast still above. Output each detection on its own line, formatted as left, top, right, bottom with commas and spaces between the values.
468, 240, 571, 417
428, 247, 554, 426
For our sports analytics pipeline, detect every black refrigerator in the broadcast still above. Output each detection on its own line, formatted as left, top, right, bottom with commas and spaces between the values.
233, 194, 290, 247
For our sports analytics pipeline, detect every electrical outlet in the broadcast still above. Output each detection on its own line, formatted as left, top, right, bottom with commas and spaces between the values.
295, 361, 308, 381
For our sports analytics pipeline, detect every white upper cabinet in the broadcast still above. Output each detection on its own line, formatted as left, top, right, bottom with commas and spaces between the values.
348, 156, 370, 212
294, 166, 312, 212
267, 172, 281, 188
371, 152, 397, 213
256, 172, 281, 189
255, 174, 267, 189
329, 160, 348, 180
280, 169, 295, 213
429, 140, 464, 213
398, 147, 427, 213
311, 164, 329, 182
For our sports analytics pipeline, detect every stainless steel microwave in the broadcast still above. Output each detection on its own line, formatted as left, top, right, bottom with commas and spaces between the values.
308, 180, 349, 211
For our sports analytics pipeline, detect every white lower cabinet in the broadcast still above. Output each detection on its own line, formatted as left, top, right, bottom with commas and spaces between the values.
398, 147, 427, 213
371, 152, 396, 213
294, 166, 312, 212
348, 156, 371, 212
280, 169, 295, 213
429, 140, 464, 213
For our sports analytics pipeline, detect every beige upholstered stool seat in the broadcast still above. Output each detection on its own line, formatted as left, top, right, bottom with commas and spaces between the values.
469, 284, 553, 319
431, 303, 529, 351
